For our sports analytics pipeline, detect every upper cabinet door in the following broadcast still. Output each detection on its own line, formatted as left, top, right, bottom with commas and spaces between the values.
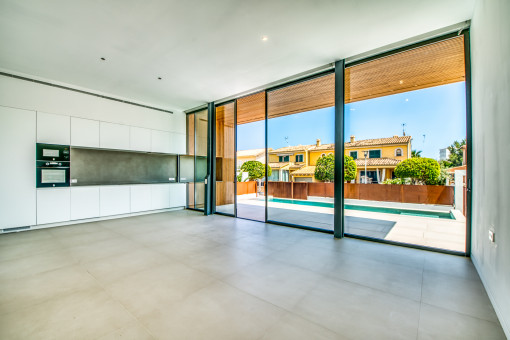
71, 117, 99, 148
100, 122, 130, 150
130, 126, 151, 152
37, 112, 70, 145
151, 130, 171, 153
170, 133, 186, 154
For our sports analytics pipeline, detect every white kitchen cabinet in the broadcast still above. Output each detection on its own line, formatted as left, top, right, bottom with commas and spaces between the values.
100, 122, 130, 150
71, 187, 100, 220
37, 188, 71, 224
169, 183, 186, 208
71, 117, 99, 148
100, 186, 130, 216
0, 106, 36, 229
130, 185, 152, 212
37, 112, 70, 145
150, 184, 171, 210
130, 126, 151, 152
170, 133, 186, 154
151, 130, 171, 153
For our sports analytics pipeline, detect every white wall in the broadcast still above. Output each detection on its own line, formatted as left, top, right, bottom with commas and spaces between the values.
0, 75, 185, 133
470, 0, 510, 337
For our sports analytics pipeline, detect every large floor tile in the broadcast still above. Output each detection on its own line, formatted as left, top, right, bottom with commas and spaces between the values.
418, 303, 506, 340
423, 251, 479, 280
82, 247, 168, 284
140, 281, 284, 340
260, 312, 346, 340
0, 265, 99, 315
323, 254, 424, 301
0, 235, 62, 261
422, 271, 498, 322
292, 276, 421, 340
185, 244, 269, 278
96, 322, 154, 340
0, 249, 76, 281
0, 288, 135, 340
65, 236, 142, 264
224, 260, 323, 310
105, 262, 217, 318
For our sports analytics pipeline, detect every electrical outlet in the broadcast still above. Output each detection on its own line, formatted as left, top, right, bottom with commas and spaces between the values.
489, 229, 495, 243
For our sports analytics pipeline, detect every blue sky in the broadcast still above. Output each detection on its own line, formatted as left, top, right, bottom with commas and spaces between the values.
237, 82, 467, 159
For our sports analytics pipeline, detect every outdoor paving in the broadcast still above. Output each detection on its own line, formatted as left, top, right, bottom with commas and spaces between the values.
218, 196, 466, 252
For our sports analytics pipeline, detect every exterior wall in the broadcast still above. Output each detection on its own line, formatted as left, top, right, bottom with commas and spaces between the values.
309, 150, 334, 165
345, 143, 409, 161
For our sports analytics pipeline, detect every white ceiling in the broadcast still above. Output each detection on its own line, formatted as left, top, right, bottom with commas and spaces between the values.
0, 0, 475, 111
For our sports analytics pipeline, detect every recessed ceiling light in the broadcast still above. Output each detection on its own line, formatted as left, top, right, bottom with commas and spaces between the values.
100, 57, 106, 61
399, 80, 404, 84
261, 35, 268, 41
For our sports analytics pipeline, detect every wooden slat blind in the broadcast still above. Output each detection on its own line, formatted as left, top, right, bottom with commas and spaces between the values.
346, 36, 465, 103
237, 91, 265, 125
233, 36, 465, 122
267, 73, 335, 119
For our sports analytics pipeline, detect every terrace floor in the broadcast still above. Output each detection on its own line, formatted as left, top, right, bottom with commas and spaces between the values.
0, 210, 504, 339
218, 196, 466, 252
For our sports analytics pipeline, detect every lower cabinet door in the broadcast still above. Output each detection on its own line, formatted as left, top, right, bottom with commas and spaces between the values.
100, 186, 130, 217
169, 183, 186, 208
150, 184, 171, 210
37, 188, 71, 225
130, 185, 152, 213
71, 187, 100, 220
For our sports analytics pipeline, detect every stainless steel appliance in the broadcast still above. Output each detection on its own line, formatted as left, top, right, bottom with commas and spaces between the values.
36, 144, 70, 188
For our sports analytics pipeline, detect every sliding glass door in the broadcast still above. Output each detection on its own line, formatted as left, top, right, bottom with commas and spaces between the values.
185, 109, 208, 211
236, 92, 266, 221
215, 102, 236, 215
266, 73, 335, 231
344, 36, 468, 252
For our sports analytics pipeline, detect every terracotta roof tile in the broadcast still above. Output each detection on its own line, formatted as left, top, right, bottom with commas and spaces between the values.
291, 165, 316, 176
346, 136, 411, 148
269, 145, 313, 153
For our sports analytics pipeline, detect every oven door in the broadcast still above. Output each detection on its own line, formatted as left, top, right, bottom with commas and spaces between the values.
36, 167, 70, 188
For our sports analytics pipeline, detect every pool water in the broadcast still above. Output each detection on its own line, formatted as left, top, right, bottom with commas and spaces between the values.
267, 197, 455, 220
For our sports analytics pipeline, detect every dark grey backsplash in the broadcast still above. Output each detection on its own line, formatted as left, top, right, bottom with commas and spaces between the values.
71, 148, 178, 186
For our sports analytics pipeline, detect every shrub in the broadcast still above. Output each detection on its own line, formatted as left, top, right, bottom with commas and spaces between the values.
394, 158, 440, 185
344, 155, 357, 182
239, 161, 271, 181
314, 154, 335, 182
314, 154, 357, 182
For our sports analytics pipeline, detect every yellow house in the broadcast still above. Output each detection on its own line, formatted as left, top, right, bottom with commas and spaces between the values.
267, 144, 312, 182
236, 148, 269, 169
252, 135, 412, 183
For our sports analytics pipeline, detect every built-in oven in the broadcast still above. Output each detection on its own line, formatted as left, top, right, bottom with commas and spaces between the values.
36, 144, 70, 188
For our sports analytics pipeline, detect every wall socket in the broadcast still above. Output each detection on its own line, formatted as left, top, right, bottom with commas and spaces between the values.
489, 228, 496, 243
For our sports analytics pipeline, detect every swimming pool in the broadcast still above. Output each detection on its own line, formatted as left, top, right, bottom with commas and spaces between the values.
267, 197, 455, 219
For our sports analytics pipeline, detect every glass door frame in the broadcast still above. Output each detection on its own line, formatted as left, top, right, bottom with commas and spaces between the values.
201, 30, 471, 256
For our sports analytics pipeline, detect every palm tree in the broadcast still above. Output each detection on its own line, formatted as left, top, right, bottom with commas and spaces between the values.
411, 150, 422, 158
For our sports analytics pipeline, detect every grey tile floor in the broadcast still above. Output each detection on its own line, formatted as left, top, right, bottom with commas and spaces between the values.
0, 210, 505, 340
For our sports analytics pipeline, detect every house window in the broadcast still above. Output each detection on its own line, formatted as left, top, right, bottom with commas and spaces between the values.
395, 148, 403, 157
350, 151, 358, 160
295, 154, 304, 162
279, 155, 289, 162
369, 150, 381, 158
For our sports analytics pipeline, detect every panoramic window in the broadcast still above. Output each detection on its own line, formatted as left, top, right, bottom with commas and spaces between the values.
267, 73, 335, 230
344, 35, 467, 252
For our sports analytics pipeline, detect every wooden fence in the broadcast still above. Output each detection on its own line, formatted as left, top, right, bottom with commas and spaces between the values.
265, 181, 454, 206
236, 181, 257, 195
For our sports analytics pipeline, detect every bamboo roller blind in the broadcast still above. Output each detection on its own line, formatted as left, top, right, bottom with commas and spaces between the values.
235, 36, 465, 124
